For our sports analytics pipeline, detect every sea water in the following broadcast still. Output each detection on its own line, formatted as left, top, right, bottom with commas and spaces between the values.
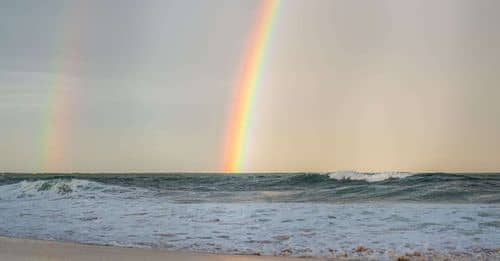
0, 172, 499, 259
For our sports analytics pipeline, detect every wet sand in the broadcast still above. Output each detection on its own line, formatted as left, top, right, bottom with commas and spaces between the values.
0, 236, 319, 261
1, 236, 499, 260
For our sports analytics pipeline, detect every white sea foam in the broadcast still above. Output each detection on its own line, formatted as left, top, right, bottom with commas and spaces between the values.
0, 198, 498, 259
328, 171, 414, 182
0, 179, 137, 200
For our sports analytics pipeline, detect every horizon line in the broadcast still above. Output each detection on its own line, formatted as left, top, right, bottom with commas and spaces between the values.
1, 170, 500, 175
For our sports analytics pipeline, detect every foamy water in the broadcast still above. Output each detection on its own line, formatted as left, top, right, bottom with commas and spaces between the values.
0, 173, 499, 259
328, 171, 413, 182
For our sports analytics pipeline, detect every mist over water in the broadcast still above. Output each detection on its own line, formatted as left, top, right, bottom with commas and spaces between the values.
0, 172, 499, 259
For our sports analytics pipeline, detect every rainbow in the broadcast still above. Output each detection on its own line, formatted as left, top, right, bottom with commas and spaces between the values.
40, 3, 84, 172
41, 78, 75, 172
222, 0, 281, 172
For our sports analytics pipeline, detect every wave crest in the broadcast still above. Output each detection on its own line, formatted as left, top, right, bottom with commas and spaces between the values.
327, 171, 414, 182
0, 179, 126, 200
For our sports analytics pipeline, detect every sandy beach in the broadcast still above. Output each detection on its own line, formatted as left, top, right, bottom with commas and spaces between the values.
0, 236, 319, 261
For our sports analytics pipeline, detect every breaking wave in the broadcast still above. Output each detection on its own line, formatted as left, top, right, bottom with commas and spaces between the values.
0, 173, 499, 203
0, 179, 138, 200
327, 171, 414, 182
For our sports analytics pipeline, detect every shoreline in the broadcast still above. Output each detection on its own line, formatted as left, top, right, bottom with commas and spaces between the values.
1, 236, 499, 261
0, 236, 318, 261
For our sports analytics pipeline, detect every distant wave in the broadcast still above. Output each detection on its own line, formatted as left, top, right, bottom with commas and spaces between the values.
0, 173, 499, 203
327, 171, 414, 182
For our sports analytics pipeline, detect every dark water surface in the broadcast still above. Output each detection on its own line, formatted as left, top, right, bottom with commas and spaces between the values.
1, 172, 499, 203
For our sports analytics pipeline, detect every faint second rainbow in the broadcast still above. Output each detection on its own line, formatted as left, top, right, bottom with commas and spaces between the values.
222, 0, 281, 172
41, 78, 74, 172
40, 3, 85, 172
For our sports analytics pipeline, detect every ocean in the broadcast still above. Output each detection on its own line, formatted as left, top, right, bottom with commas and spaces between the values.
0, 172, 499, 259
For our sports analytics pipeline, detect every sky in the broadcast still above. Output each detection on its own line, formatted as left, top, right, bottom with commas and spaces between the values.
1, 0, 500, 173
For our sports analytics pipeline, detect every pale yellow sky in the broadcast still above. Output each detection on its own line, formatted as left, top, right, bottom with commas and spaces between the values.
1, 0, 499, 172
